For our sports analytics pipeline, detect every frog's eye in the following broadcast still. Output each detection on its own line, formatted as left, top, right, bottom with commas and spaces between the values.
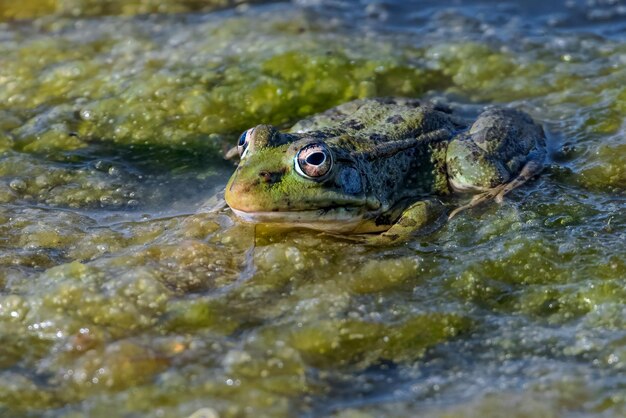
295, 143, 333, 180
237, 128, 253, 157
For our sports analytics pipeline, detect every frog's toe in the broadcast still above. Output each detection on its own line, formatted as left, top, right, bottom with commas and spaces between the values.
494, 188, 507, 204
448, 185, 506, 220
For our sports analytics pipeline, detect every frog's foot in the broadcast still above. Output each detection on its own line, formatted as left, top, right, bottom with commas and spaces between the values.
367, 199, 447, 246
448, 159, 543, 220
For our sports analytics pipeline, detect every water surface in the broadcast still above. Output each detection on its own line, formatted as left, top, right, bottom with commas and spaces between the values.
0, 1, 625, 417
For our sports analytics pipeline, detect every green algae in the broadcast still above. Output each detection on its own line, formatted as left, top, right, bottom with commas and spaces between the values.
0, 0, 266, 21
0, 1, 625, 418
0, 15, 444, 158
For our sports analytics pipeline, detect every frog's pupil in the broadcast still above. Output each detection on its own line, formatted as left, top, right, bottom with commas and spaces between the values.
306, 152, 326, 166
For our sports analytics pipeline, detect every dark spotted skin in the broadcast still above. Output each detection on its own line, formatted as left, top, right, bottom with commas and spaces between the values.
225, 98, 546, 242
446, 108, 546, 192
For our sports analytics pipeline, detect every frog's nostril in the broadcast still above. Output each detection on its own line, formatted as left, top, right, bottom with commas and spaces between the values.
259, 171, 279, 184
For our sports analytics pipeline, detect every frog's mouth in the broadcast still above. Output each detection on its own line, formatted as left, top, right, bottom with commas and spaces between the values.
229, 206, 384, 233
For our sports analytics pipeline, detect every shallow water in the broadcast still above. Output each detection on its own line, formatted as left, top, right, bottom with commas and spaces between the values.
0, 0, 625, 417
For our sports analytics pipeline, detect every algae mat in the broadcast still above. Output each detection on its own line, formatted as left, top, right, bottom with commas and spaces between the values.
0, 0, 625, 417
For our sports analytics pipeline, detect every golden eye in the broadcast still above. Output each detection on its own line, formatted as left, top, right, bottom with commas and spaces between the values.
295, 142, 333, 180
237, 128, 254, 157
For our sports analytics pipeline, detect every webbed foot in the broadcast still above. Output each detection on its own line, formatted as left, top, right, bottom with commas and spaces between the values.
367, 199, 447, 245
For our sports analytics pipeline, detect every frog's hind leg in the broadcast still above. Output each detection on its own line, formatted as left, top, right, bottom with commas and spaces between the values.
446, 107, 546, 219
448, 158, 544, 219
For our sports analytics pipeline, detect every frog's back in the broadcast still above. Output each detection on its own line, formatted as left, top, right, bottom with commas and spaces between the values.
291, 98, 458, 139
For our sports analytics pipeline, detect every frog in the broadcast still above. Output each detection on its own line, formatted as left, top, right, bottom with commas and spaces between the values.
224, 98, 546, 244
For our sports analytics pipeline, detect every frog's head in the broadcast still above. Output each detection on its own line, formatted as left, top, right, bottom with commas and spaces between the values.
224, 125, 378, 231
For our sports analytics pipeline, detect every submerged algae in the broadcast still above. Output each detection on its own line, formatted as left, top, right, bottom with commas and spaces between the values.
0, 1, 625, 418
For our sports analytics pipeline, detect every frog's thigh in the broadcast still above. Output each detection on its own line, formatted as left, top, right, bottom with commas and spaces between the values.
448, 157, 544, 219
373, 199, 446, 245
446, 135, 510, 191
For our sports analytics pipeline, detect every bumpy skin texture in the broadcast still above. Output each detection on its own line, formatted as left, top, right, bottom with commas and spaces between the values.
446, 108, 546, 191
224, 98, 546, 239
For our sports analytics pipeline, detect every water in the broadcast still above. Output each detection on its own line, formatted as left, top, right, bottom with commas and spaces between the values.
0, 1, 624, 417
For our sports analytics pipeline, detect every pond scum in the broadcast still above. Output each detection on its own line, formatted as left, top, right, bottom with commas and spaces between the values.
0, 1, 624, 417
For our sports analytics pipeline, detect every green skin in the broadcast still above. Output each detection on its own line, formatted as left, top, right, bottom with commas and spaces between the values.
225, 98, 546, 244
